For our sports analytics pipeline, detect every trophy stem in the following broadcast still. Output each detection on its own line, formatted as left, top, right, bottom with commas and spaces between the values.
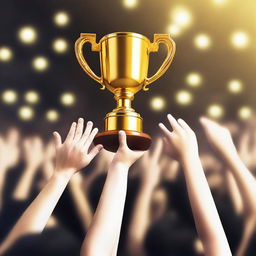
114, 89, 134, 112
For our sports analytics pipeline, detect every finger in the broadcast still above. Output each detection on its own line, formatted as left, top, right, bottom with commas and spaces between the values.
178, 118, 194, 134
159, 123, 171, 138
167, 114, 183, 133
73, 118, 84, 142
83, 128, 99, 150
118, 130, 127, 148
88, 144, 104, 161
64, 122, 77, 144
81, 121, 93, 143
151, 138, 163, 163
53, 132, 62, 148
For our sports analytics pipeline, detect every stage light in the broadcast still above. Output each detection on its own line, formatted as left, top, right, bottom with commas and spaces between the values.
167, 24, 182, 37
18, 106, 34, 120
0, 47, 13, 62
227, 79, 243, 94
52, 38, 68, 53
207, 104, 224, 119
24, 90, 40, 104
231, 32, 249, 49
238, 106, 253, 120
54, 11, 70, 27
18, 26, 37, 44
150, 97, 166, 111
123, 0, 137, 8
194, 34, 211, 50
46, 109, 59, 122
32, 56, 49, 71
175, 90, 193, 105
2, 90, 18, 104
186, 72, 202, 87
60, 92, 75, 106
172, 7, 192, 27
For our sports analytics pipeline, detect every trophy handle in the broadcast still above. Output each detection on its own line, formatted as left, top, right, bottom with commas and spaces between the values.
75, 33, 105, 90
143, 34, 176, 91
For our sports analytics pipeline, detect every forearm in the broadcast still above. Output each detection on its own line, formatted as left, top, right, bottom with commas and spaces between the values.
81, 162, 129, 256
222, 148, 256, 216
127, 184, 154, 256
182, 153, 231, 256
0, 171, 72, 254
0, 168, 7, 210
12, 166, 37, 200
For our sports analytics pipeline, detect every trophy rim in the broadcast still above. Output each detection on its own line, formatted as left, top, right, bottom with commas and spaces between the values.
99, 32, 150, 44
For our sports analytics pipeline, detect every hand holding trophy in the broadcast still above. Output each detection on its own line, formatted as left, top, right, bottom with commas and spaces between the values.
75, 32, 175, 152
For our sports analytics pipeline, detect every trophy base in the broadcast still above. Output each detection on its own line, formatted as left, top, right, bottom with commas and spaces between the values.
93, 130, 151, 152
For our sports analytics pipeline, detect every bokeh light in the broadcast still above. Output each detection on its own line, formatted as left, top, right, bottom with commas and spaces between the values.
227, 79, 243, 94
150, 97, 166, 111
167, 24, 182, 37
171, 7, 192, 28
0, 47, 13, 62
231, 31, 249, 49
32, 56, 49, 72
175, 90, 193, 105
18, 106, 34, 120
2, 90, 18, 104
52, 38, 68, 53
24, 90, 40, 104
60, 92, 76, 106
186, 72, 202, 87
18, 26, 37, 44
207, 104, 224, 119
45, 109, 59, 122
194, 34, 212, 50
123, 0, 137, 8
238, 106, 253, 120
54, 11, 70, 27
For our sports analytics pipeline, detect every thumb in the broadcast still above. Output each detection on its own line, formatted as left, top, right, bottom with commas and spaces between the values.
118, 130, 127, 148
88, 144, 104, 160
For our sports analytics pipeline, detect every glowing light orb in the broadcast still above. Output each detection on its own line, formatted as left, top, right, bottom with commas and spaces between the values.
52, 38, 68, 53
2, 90, 18, 104
18, 106, 34, 120
18, 26, 37, 44
167, 24, 182, 37
172, 7, 192, 27
24, 90, 40, 104
227, 79, 243, 94
0, 47, 13, 62
54, 11, 70, 26
194, 34, 211, 50
231, 32, 249, 49
60, 92, 76, 106
238, 106, 253, 120
186, 72, 202, 87
175, 90, 193, 105
46, 109, 59, 122
123, 0, 137, 8
32, 56, 49, 71
207, 104, 224, 119
150, 97, 166, 111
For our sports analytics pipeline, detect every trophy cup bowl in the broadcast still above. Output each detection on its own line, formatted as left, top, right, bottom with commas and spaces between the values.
75, 32, 175, 152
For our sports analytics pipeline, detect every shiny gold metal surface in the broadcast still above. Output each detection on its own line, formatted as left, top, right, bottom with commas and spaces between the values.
75, 32, 176, 151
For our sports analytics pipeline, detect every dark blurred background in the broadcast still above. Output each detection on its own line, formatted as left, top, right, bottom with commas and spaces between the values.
0, 0, 255, 138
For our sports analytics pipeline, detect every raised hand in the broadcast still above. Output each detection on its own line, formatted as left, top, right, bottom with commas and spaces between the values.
111, 131, 145, 168
53, 118, 103, 176
159, 114, 198, 161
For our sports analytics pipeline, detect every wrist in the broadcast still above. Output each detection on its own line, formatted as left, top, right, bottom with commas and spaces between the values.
53, 168, 75, 180
110, 160, 130, 170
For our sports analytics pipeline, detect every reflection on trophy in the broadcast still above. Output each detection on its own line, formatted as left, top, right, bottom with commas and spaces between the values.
75, 32, 175, 152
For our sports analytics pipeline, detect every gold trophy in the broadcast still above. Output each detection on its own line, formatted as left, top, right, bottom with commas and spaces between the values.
75, 32, 175, 152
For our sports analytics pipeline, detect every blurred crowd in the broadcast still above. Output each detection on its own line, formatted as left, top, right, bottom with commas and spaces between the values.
0, 115, 256, 256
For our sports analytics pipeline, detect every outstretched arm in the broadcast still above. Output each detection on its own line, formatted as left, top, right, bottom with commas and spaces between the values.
200, 117, 256, 256
126, 138, 163, 256
0, 118, 102, 255
159, 114, 231, 256
80, 131, 146, 256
